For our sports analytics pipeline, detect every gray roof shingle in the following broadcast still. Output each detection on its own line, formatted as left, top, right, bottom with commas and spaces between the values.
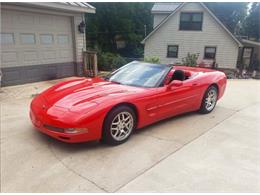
151, 2, 182, 13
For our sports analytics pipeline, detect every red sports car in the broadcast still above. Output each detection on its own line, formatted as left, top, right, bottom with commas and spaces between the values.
30, 61, 226, 145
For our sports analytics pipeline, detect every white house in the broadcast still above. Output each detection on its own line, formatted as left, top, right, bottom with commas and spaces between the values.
0, 2, 95, 86
142, 2, 243, 70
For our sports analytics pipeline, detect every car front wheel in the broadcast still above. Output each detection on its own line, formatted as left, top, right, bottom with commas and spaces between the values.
102, 106, 136, 145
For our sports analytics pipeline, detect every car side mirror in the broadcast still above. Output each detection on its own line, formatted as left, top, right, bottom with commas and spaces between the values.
167, 80, 183, 90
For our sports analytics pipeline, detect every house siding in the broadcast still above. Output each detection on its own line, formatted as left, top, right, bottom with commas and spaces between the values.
144, 3, 240, 69
153, 14, 168, 28
73, 14, 85, 63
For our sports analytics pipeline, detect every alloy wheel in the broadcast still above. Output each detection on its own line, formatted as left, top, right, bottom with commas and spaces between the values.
110, 111, 134, 141
205, 89, 217, 111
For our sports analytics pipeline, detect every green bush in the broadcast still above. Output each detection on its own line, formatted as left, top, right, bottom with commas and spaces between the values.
98, 52, 127, 71
112, 55, 127, 69
182, 53, 199, 67
144, 56, 161, 64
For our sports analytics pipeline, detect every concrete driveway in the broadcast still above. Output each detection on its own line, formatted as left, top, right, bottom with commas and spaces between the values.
1, 78, 260, 192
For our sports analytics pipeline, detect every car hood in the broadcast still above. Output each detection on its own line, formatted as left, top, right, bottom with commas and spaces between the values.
42, 77, 146, 112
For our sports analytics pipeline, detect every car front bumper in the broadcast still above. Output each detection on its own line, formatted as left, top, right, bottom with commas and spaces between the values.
29, 109, 99, 143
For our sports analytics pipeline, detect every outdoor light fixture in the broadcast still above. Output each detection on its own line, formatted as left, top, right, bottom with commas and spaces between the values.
78, 21, 86, 33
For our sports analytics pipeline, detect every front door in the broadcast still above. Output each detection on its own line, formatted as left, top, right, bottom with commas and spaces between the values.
151, 79, 199, 120
242, 47, 254, 68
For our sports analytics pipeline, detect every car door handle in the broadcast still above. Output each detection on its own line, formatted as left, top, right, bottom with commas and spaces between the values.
192, 83, 198, 86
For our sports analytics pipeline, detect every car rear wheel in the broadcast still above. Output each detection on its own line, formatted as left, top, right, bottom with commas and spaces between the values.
199, 85, 218, 114
102, 106, 136, 145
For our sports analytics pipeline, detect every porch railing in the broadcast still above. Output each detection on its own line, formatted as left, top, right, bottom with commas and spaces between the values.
82, 50, 98, 77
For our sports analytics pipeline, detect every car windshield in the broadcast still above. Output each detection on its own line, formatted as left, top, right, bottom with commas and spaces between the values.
104, 61, 171, 88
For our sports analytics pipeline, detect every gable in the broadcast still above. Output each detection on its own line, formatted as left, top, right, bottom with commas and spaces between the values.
142, 2, 241, 46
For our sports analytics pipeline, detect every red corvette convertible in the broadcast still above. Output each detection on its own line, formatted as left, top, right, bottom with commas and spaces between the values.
30, 61, 226, 145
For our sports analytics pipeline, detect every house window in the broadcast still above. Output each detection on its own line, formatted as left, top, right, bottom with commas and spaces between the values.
20, 34, 35, 44
40, 34, 53, 44
0, 33, 14, 44
180, 12, 203, 31
204, 47, 216, 59
167, 45, 178, 58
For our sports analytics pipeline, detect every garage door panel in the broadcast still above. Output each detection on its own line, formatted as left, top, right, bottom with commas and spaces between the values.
59, 49, 73, 59
18, 14, 35, 26
39, 15, 54, 27
23, 51, 38, 62
42, 50, 56, 60
1, 51, 18, 64
55, 16, 71, 31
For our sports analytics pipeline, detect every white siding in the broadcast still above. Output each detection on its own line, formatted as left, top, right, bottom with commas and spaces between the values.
145, 3, 239, 69
73, 14, 86, 63
153, 14, 169, 28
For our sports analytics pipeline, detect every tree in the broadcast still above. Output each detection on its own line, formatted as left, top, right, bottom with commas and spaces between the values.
205, 2, 248, 33
242, 3, 260, 40
85, 3, 153, 57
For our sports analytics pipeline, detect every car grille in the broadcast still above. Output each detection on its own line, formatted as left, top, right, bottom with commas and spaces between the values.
43, 124, 64, 133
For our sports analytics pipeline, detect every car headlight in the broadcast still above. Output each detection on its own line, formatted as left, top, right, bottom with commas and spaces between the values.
64, 128, 88, 134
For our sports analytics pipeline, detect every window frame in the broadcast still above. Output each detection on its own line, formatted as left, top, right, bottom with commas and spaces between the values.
57, 34, 69, 45
20, 33, 36, 45
167, 45, 179, 58
40, 34, 54, 45
204, 46, 217, 60
179, 12, 203, 31
0, 33, 15, 45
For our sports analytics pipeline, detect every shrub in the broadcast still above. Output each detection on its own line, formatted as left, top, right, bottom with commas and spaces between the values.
112, 55, 127, 69
98, 52, 127, 71
182, 53, 199, 67
144, 56, 161, 64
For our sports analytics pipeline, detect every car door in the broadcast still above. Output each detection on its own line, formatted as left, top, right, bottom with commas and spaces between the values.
153, 79, 200, 120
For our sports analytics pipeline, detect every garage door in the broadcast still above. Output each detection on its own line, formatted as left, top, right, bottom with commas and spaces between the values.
1, 9, 75, 86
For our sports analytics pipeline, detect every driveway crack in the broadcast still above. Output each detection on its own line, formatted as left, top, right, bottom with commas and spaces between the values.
47, 143, 108, 193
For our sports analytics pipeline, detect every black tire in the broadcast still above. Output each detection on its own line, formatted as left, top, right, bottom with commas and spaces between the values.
101, 105, 136, 146
199, 85, 218, 114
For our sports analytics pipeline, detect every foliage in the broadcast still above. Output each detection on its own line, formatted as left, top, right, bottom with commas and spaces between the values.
205, 2, 248, 33
182, 53, 199, 67
242, 3, 260, 40
98, 52, 127, 71
144, 56, 161, 64
85, 3, 153, 58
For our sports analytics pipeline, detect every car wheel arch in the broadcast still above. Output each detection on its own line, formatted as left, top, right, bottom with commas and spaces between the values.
103, 102, 139, 129
209, 83, 219, 98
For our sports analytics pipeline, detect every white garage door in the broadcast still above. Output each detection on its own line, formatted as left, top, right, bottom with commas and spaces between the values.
1, 9, 75, 86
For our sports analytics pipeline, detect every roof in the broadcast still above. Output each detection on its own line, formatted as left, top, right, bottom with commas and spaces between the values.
151, 3, 181, 14
17, 2, 96, 13
59, 2, 95, 10
241, 39, 260, 47
142, 2, 242, 46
